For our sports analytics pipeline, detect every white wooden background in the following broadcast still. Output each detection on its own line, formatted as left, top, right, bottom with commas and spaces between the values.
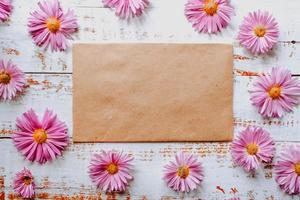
1, 0, 300, 199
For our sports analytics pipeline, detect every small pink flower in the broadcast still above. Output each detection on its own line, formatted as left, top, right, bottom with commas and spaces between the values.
103, 0, 149, 19
0, 60, 26, 101
238, 10, 279, 54
13, 109, 69, 164
28, 0, 78, 52
275, 145, 300, 195
13, 168, 35, 199
185, 0, 234, 34
163, 152, 204, 192
250, 67, 300, 118
0, 0, 12, 22
231, 126, 275, 172
88, 150, 134, 192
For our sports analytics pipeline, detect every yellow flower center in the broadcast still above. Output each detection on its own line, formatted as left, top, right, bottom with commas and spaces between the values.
254, 26, 266, 37
23, 176, 32, 185
294, 163, 300, 176
106, 163, 118, 175
177, 166, 190, 179
0, 71, 11, 84
268, 85, 281, 99
246, 143, 259, 155
33, 128, 48, 144
46, 17, 61, 33
203, 0, 218, 16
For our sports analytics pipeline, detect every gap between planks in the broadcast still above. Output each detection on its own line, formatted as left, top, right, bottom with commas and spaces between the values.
1, 138, 300, 143
23, 71, 300, 76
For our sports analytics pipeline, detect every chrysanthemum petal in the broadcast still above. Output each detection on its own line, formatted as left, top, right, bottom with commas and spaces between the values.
103, 0, 149, 19
231, 126, 275, 172
13, 168, 35, 199
88, 151, 134, 192
0, 0, 12, 22
275, 145, 300, 195
185, 0, 234, 34
13, 109, 69, 164
28, 0, 78, 52
238, 10, 279, 54
163, 152, 204, 192
250, 67, 300, 118
0, 60, 25, 100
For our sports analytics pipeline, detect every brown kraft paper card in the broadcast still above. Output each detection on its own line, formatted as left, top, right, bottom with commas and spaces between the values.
73, 43, 233, 142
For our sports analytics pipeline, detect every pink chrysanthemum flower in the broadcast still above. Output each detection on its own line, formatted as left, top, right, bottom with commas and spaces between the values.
13, 168, 35, 199
231, 126, 275, 172
250, 67, 300, 118
163, 152, 204, 192
274, 145, 300, 195
185, 0, 234, 34
0, 0, 12, 22
238, 10, 279, 54
12, 109, 69, 164
28, 0, 78, 52
103, 0, 149, 19
88, 151, 134, 192
0, 60, 26, 101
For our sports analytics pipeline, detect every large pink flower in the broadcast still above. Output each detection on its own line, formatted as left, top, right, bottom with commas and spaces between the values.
103, 0, 149, 19
88, 151, 134, 192
185, 0, 234, 34
250, 67, 300, 118
0, 0, 12, 22
231, 126, 275, 172
13, 168, 35, 199
274, 145, 300, 195
0, 60, 26, 101
238, 10, 279, 54
13, 109, 69, 164
163, 152, 204, 192
28, 0, 78, 52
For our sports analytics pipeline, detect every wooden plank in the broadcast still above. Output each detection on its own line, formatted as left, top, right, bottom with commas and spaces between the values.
1, 1, 300, 199
0, 140, 296, 199
1, 74, 300, 142
234, 42, 300, 75
0, 1, 300, 73
1, 40, 299, 74
0, 74, 72, 138
2, 38, 299, 74
234, 76, 300, 142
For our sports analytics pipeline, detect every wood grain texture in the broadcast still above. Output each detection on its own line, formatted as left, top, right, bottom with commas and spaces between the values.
1, 0, 300, 199
0, 0, 299, 73
0, 140, 297, 200
1, 75, 300, 142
